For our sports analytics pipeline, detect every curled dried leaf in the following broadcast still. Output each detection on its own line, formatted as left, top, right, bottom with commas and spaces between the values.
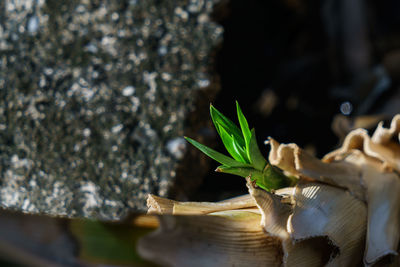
267, 137, 365, 200
247, 179, 292, 240
325, 116, 400, 172
248, 183, 346, 267
322, 114, 400, 265
372, 114, 400, 144
289, 183, 367, 267
283, 237, 335, 267
343, 151, 400, 266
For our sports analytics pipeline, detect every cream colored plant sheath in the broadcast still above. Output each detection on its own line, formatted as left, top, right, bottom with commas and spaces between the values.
248, 181, 367, 267
324, 115, 400, 266
267, 137, 365, 200
147, 194, 257, 215
138, 211, 282, 267
139, 114, 400, 267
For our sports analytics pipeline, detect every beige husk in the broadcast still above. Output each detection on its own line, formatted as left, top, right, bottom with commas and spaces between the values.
267, 137, 365, 200
323, 114, 400, 266
138, 114, 400, 267
147, 193, 256, 215
289, 183, 366, 267
248, 180, 367, 266
346, 152, 400, 265
324, 114, 400, 172
247, 182, 327, 267
137, 211, 282, 267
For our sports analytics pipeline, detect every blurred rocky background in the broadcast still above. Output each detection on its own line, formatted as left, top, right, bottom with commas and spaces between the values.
1, 0, 400, 219
0, 0, 222, 219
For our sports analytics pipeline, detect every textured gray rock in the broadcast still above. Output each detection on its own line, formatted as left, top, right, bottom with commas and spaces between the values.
0, 0, 222, 219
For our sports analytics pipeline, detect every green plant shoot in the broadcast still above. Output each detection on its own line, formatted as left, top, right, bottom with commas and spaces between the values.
185, 101, 296, 192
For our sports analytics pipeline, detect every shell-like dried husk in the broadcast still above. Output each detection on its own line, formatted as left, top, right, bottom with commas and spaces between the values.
322, 114, 400, 265
248, 181, 367, 267
267, 138, 300, 176
283, 237, 335, 267
267, 137, 365, 200
248, 182, 329, 266
137, 211, 282, 267
342, 151, 400, 266
372, 114, 400, 144
324, 115, 400, 172
147, 194, 257, 215
290, 183, 367, 266
247, 180, 291, 240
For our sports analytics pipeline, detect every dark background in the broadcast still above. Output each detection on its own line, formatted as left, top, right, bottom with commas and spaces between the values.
190, 0, 400, 201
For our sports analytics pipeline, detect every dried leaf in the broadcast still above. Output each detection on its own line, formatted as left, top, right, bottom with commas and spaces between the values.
147, 194, 257, 215
247, 180, 291, 240
325, 117, 400, 172
343, 152, 400, 266
290, 183, 367, 266
138, 212, 282, 267
247, 181, 347, 267
267, 137, 365, 200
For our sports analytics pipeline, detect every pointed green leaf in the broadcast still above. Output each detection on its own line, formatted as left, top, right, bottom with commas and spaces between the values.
248, 129, 267, 171
216, 165, 271, 191
236, 101, 251, 149
216, 165, 262, 179
218, 163, 297, 192
184, 137, 252, 168
231, 135, 251, 163
218, 125, 248, 163
210, 104, 245, 147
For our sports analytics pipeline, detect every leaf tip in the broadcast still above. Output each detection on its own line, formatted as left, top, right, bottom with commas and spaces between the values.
210, 103, 216, 112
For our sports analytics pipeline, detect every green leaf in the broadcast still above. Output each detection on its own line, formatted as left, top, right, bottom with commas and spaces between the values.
216, 165, 263, 179
248, 129, 267, 171
236, 101, 251, 149
210, 105, 245, 147
218, 125, 248, 163
184, 137, 252, 168
187, 103, 298, 192
217, 163, 296, 192
231, 135, 250, 163
217, 164, 293, 192
258, 164, 294, 190
216, 166, 271, 191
